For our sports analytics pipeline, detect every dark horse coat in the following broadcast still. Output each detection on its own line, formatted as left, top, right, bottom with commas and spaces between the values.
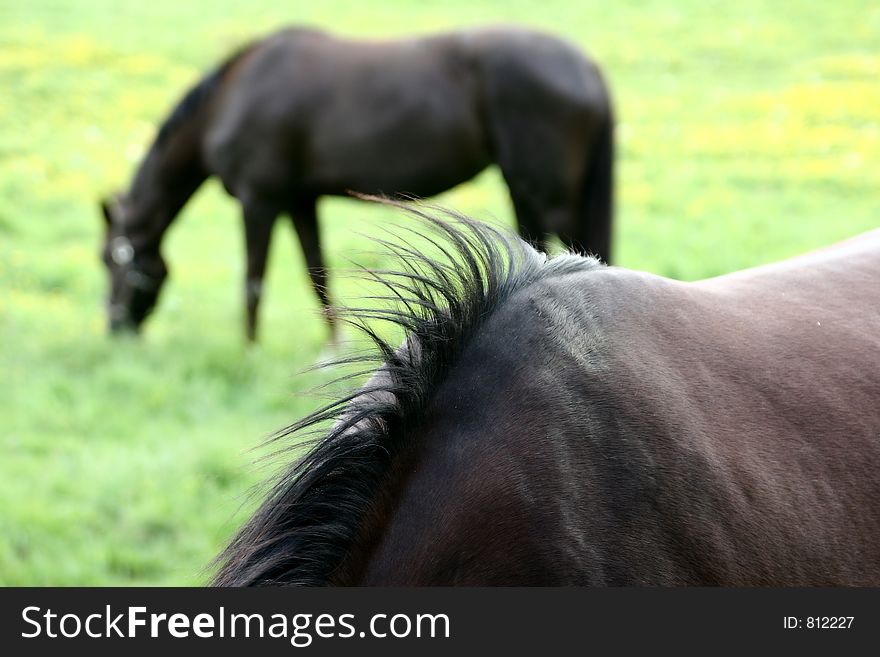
100, 26, 613, 340
214, 212, 880, 586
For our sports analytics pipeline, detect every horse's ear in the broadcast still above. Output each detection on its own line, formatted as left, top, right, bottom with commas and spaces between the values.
100, 197, 114, 228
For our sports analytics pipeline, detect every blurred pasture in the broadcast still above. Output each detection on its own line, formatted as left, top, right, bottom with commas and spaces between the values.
0, 0, 878, 583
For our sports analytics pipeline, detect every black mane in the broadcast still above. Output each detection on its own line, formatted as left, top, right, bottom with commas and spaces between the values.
212, 207, 601, 586
154, 43, 254, 147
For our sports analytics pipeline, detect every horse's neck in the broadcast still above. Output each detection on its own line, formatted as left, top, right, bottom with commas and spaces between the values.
125, 128, 209, 252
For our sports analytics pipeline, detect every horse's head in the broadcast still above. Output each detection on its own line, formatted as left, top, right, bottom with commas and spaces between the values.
99, 194, 168, 335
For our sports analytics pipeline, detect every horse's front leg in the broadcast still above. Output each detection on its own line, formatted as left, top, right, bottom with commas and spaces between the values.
289, 198, 339, 346
242, 200, 279, 342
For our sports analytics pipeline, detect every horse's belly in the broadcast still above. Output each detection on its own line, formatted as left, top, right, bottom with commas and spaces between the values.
311, 146, 490, 198
305, 92, 490, 197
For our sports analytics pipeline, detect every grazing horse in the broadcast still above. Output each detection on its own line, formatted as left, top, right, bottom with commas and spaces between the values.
100, 26, 614, 340
213, 209, 880, 586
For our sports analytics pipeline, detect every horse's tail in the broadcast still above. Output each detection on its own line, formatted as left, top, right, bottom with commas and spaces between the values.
575, 106, 615, 264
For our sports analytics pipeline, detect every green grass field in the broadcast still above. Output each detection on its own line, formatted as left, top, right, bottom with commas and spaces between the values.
1, 0, 878, 585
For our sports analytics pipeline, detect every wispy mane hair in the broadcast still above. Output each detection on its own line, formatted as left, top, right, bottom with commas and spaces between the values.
212, 204, 601, 586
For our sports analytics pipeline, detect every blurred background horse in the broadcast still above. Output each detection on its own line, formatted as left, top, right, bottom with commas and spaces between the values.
100, 25, 614, 340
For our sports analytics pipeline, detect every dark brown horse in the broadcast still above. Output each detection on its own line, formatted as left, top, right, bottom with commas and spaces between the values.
100, 26, 614, 341
213, 209, 880, 586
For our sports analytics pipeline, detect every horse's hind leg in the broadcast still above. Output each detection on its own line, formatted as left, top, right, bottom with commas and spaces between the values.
482, 77, 595, 257
289, 199, 338, 344
489, 118, 586, 257
558, 112, 614, 264
242, 198, 279, 342
506, 191, 549, 254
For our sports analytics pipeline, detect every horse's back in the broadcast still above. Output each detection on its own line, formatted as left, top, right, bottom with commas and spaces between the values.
366, 230, 880, 585
547, 230, 880, 492
533, 232, 880, 583
698, 227, 880, 296
204, 28, 492, 198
